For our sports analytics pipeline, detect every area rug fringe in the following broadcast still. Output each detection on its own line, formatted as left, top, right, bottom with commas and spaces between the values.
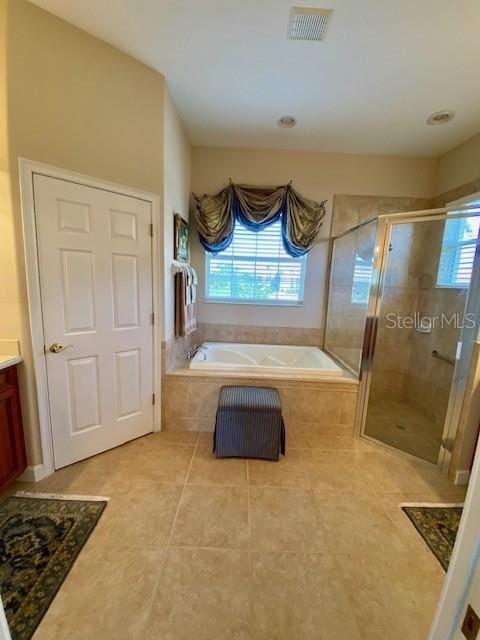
399, 501, 464, 508
14, 491, 110, 502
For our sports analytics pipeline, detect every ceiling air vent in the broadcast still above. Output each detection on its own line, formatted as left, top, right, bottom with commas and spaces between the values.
289, 7, 332, 41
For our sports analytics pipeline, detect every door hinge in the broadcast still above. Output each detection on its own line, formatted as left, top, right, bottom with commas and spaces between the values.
150, 312, 155, 325
442, 438, 455, 453
152, 393, 156, 405
149, 223, 154, 237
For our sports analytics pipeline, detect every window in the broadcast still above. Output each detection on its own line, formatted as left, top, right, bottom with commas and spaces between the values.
351, 255, 374, 304
437, 213, 480, 288
205, 220, 306, 304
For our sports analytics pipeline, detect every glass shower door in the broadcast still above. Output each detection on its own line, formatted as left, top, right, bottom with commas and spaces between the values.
324, 219, 377, 376
363, 212, 480, 464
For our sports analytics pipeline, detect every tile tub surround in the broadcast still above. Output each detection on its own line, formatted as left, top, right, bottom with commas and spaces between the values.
162, 325, 324, 374
162, 369, 358, 436
196, 323, 323, 347
11, 430, 465, 640
162, 332, 198, 372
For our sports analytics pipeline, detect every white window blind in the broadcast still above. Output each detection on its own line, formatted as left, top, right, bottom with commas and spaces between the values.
205, 220, 306, 304
437, 213, 480, 288
351, 255, 374, 304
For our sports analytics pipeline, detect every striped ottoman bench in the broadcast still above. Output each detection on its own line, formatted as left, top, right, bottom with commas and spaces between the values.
213, 386, 285, 461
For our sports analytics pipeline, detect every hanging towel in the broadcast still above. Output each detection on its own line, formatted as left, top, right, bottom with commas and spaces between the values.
174, 263, 198, 337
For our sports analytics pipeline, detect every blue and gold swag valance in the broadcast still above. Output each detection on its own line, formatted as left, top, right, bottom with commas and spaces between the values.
191, 181, 327, 258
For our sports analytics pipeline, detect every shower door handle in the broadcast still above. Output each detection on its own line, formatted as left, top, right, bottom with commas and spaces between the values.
361, 316, 378, 372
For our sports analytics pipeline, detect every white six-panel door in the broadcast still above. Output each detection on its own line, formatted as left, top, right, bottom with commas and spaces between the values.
33, 175, 153, 468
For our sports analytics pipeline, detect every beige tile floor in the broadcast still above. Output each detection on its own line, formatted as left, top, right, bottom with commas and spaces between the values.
10, 429, 466, 640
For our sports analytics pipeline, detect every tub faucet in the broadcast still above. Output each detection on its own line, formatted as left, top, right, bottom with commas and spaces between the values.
186, 344, 201, 360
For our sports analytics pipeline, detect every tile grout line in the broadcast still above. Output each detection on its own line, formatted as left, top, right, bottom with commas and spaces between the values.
246, 460, 251, 533
166, 442, 198, 548
141, 439, 198, 635
246, 459, 253, 631
246, 459, 252, 557
139, 542, 170, 637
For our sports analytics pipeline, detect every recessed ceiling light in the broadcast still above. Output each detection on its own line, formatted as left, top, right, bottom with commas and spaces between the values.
426, 110, 455, 126
277, 115, 297, 128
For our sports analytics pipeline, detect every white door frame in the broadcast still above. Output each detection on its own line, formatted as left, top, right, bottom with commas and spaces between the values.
19, 158, 163, 479
428, 190, 480, 638
428, 434, 480, 638
0, 596, 11, 640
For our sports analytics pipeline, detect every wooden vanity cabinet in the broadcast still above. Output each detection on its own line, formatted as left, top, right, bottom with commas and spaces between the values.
0, 364, 27, 491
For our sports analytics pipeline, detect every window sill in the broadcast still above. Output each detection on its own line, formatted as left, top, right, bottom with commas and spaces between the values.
204, 298, 304, 307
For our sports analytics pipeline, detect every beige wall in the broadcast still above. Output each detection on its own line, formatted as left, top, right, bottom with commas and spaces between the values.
191, 146, 436, 330
436, 132, 480, 195
0, 1, 18, 339
163, 87, 192, 341
2, 0, 170, 465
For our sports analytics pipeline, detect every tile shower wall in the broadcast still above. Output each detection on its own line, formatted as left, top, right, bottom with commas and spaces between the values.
402, 222, 467, 429
370, 222, 427, 400
430, 178, 480, 208
331, 195, 429, 237
369, 219, 465, 412
324, 221, 377, 374
162, 373, 358, 437
364, 217, 468, 462
326, 195, 428, 377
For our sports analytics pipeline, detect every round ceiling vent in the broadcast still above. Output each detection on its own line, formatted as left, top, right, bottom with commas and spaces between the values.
426, 110, 455, 126
277, 115, 297, 128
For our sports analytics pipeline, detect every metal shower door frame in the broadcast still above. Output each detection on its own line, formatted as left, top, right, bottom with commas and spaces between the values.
354, 206, 480, 472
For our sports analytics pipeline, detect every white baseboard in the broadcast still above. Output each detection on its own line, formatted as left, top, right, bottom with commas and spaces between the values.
19, 464, 52, 483
454, 469, 471, 486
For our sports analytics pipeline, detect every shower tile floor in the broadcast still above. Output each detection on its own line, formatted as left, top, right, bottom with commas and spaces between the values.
364, 397, 443, 464
9, 428, 465, 640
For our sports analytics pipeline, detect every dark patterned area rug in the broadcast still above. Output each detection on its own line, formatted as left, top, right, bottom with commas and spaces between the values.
401, 504, 463, 571
0, 493, 107, 640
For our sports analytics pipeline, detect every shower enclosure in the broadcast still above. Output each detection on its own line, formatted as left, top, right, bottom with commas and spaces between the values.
324, 205, 480, 468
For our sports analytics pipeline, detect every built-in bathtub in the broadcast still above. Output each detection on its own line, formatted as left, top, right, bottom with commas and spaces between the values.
163, 341, 358, 434
189, 342, 343, 378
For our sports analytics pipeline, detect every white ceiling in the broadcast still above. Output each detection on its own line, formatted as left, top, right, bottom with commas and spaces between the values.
28, 0, 480, 157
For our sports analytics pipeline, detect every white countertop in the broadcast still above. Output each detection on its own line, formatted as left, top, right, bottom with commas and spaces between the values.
0, 355, 23, 371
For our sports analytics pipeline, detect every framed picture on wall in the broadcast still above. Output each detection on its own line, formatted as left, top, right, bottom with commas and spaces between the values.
174, 213, 189, 262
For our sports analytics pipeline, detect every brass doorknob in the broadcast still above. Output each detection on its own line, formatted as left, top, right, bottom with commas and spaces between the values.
49, 343, 74, 353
